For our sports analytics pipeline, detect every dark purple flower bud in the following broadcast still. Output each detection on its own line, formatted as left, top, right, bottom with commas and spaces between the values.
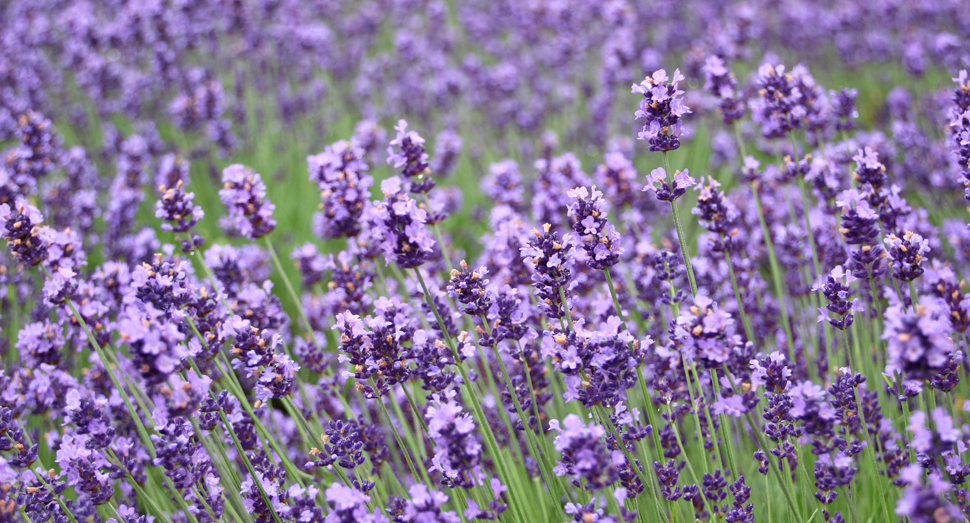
333, 311, 411, 399
156, 180, 205, 252
813, 265, 863, 330
0, 198, 47, 266
692, 177, 741, 252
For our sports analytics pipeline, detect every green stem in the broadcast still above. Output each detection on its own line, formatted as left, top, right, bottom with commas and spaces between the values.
661, 151, 698, 297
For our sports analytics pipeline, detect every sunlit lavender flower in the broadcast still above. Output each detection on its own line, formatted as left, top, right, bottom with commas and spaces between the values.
219, 164, 276, 239
949, 71, 970, 204
675, 294, 742, 368
632, 69, 691, 152
567, 186, 621, 270
333, 311, 412, 398
447, 260, 492, 316
837, 188, 884, 279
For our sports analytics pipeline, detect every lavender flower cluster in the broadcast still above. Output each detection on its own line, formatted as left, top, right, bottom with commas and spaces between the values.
3, 2, 970, 523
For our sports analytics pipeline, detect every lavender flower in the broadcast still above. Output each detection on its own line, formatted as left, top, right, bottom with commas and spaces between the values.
386, 119, 432, 193
219, 164, 277, 240
643, 167, 695, 202
702, 55, 745, 124
521, 224, 575, 321
308, 139, 374, 239
551, 414, 619, 491
632, 69, 691, 152
567, 186, 622, 270
883, 300, 955, 382
813, 266, 863, 330
884, 231, 930, 282
0, 198, 47, 266
373, 177, 436, 268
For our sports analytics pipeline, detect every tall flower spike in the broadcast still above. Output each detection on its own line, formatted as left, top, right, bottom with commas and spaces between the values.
567, 186, 622, 270
218, 164, 276, 240
632, 69, 691, 152
949, 71, 970, 204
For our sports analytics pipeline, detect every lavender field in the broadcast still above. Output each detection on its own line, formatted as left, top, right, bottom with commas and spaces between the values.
2, 1, 970, 522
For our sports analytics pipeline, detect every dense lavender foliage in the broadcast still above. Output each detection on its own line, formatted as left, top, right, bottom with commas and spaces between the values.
2, 1, 970, 523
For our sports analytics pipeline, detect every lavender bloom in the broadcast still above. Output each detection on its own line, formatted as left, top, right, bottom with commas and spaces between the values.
429, 129, 463, 178
567, 186, 622, 270
594, 152, 640, 209
837, 189, 884, 279
426, 390, 483, 489
674, 294, 742, 368
373, 177, 436, 268
895, 465, 961, 522
831, 87, 858, 132
386, 119, 432, 193
702, 55, 745, 124
447, 260, 492, 316
950, 71, 970, 203
551, 414, 619, 491
551, 322, 641, 409
386, 485, 462, 523
482, 159, 525, 210
156, 180, 205, 252
219, 164, 277, 240
333, 311, 411, 398
884, 300, 955, 382
692, 177, 740, 252
813, 266, 863, 330
632, 69, 691, 152
751, 63, 805, 138
521, 224, 575, 321
308, 139, 374, 239
643, 167, 695, 202
0, 198, 47, 266
884, 231, 930, 282
324, 484, 387, 523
